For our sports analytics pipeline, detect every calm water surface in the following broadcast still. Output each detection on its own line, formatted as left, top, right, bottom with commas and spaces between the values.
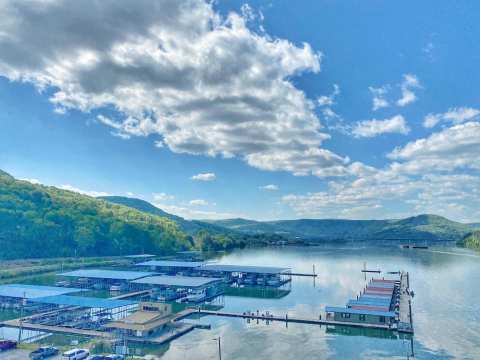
159, 245, 480, 360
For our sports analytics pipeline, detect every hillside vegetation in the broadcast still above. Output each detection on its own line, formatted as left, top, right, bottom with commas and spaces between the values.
208, 214, 471, 242
100, 196, 286, 251
462, 231, 480, 250
0, 170, 192, 259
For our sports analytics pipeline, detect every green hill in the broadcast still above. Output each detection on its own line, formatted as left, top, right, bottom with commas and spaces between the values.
207, 214, 471, 242
461, 231, 480, 250
98, 196, 285, 251
98, 196, 230, 235
0, 170, 192, 259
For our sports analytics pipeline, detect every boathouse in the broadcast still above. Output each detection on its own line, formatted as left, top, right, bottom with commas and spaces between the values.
135, 260, 205, 275
325, 306, 396, 325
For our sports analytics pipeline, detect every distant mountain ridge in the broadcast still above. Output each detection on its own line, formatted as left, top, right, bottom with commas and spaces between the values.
207, 214, 472, 242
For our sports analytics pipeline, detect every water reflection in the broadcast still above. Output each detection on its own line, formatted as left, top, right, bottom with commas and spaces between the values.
157, 245, 480, 359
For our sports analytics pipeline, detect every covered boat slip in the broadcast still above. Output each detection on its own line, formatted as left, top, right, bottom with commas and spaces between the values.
197, 264, 292, 287
131, 275, 224, 303
24, 295, 138, 330
135, 260, 205, 275
0, 284, 85, 310
22, 295, 137, 331
59, 269, 157, 290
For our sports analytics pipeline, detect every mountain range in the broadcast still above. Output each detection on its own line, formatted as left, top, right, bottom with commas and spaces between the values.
0, 168, 477, 259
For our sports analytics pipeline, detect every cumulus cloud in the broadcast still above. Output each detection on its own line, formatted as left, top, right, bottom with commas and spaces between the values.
283, 119, 480, 222
60, 184, 110, 197
260, 184, 279, 191
352, 115, 410, 138
189, 199, 209, 206
397, 74, 421, 107
423, 107, 480, 128
369, 86, 390, 111
388, 121, 480, 173
191, 172, 216, 181
0, 0, 354, 178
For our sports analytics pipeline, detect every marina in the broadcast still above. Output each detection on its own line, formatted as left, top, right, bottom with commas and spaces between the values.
0, 248, 422, 358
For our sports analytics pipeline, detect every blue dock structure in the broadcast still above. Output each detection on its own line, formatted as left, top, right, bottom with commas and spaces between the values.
135, 260, 205, 275
58, 269, 157, 291
325, 272, 413, 333
130, 275, 224, 303
197, 264, 292, 288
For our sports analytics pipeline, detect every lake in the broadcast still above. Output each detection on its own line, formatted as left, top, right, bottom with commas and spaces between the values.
156, 245, 480, 360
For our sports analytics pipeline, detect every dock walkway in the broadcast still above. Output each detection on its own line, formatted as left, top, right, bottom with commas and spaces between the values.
1, 318, 112, 338
195, 309, 394, 331
397, 272, 413, 333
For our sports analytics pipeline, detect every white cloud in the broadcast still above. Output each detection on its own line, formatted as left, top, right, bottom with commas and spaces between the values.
189, 199, 209, 206
191, 172, 216, 181
59, 184, 110, 197
369, 86, 390, 111
317, 84, 340, 107
20, 178, 41, 185
153, 192, 175, 202
423, 107, 480, 128
388, 121, 480, 173
397, 74, 421, 107
0, 0, 354, 178
283, 120, 480, 222
152, 202, 240, 220
352, 115, 410, 138
260, 184, 279, 191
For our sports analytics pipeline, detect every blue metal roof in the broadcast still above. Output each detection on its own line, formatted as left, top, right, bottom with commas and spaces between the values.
59, 269, 156, 280
136, 260, 205, 268
0, 284, 84, 299
199, 264, 290, 274
32, 295, 137, 309
351, 297, 391, 305
348, 300, 391, 308
325, 306, 396, 318
132, 275, 222, 288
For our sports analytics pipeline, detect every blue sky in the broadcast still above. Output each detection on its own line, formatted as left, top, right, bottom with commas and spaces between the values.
1, 0, 479, 222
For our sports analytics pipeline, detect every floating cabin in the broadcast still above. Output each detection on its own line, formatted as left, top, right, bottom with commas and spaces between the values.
130, 275, 224, 303
326, 278, 400, 326
28, 295, 137, 330
105, 302, 173, 338
0, 284, 84, 309
58, 269, 157, 291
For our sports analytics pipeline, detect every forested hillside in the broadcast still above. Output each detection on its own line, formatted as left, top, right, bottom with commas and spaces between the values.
208, 214, 471, 242
0, 170, 192, 259
99, 196, 286, 251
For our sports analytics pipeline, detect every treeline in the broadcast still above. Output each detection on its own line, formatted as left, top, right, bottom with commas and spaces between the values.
462, 231, 480, 251
0, 170, 192, 259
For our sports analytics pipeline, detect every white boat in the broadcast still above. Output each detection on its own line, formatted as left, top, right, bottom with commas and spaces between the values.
185, 289, 207, 303
109, 285, 122, 292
